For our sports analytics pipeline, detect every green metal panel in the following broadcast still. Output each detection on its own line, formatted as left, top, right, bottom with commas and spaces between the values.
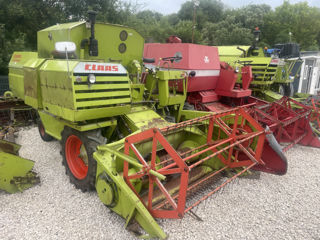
75, 98, 131, 108
0, 140, 39, 193
37, 22, 85, 58
123, 106, 170, 132
0, 152, 36, 193
39, 60, 77, 111
145, 70, 186, 109
75, 90, 131, 99
39, 110, 118, 139
157, 70, 186, 107
37, 21, 144, 69
218, 46, 250, 57
38, 59, 132, 122
74, 83, 129, 90
94, 148, 167, 239
39, 111, 65, 140
261, 90, 283, 102
8, 52, 38, 99
130, 83, 144, 102
41, 101, 130, 122
23, 58, 46, 109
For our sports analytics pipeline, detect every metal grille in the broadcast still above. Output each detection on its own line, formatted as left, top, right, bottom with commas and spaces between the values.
250, 64, 277, 82
0, 76, 9, 96
74, 76, 131, 109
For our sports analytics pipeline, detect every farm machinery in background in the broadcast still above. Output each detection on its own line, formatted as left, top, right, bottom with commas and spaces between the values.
0, 139, 39, 193
144, 37, 320, 153
302, 94, 320, 135
218, 28, 303, 101
5, 11, 289, 239
0, 92, 38, 193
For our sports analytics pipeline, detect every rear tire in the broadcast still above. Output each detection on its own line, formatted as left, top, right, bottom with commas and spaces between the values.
284, 83, 294, 97
278, 84, 285, 96
183, 102, 195, 110
61, 127, 104, 192
38, 119, 54, 142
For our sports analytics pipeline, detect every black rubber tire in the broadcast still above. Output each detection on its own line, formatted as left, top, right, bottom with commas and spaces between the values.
38, 119, 54, 142
284, 83, 294, 97
61, 127, 103, 192
183, 102, 195, 110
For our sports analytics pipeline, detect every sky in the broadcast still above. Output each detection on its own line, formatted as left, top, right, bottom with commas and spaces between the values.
131, 0, 320, 15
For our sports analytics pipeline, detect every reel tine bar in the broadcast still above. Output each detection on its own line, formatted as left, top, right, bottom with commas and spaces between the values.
123, 107, 266, 219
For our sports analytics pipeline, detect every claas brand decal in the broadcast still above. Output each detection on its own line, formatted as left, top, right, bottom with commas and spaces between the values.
85, 64, 118, 71
73, 62, 127, 76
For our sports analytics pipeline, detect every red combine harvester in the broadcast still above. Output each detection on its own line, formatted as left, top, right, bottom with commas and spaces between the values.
144, 38, 320, 153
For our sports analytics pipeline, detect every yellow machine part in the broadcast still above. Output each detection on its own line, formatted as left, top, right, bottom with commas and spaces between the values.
0, 140, 39, 193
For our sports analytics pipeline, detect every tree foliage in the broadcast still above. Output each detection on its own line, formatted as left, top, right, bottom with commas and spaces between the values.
0, 0, 320, 74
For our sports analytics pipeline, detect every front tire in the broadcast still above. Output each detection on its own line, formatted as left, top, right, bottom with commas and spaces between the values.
38, 119, 54, 142
61, 127, 103, 192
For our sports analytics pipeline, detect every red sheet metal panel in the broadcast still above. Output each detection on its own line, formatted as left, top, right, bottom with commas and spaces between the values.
144, 43, 221, 92
144, 43, 220, 70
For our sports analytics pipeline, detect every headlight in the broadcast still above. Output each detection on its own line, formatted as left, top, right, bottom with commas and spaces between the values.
88, 74, 96, 84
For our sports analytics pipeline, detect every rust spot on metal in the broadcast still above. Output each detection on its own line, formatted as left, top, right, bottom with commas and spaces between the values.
140, 117, 167, 131
0, 141, 16, 155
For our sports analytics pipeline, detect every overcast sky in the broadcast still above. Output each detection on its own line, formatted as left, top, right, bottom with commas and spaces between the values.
132, 0, 320, 15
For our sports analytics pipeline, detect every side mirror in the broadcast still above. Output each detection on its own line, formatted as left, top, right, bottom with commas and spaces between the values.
55, 41, 76, 53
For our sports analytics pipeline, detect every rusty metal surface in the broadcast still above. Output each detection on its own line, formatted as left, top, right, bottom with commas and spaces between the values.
0, 139, 20, 155
0, 139, 40, 193
0, 98, 36, 128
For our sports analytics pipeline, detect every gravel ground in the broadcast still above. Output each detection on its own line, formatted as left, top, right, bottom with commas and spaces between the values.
1, 126, 320, 240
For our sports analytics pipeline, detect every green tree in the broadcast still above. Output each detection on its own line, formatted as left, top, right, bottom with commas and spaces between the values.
202, 16, 252, 45
0, 0, 65, 74
178, 0, 225, 29
263, 1, 320, 50
61, 0, 123, 23
173, 20, 202, 43
230, 4, 272, 30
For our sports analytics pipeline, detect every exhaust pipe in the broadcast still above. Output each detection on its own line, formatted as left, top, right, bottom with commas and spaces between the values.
88, 10, 98, 56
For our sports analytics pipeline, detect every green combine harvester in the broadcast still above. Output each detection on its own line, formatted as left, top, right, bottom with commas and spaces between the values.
6, 12, 287, 238
218, 28, 302, 101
